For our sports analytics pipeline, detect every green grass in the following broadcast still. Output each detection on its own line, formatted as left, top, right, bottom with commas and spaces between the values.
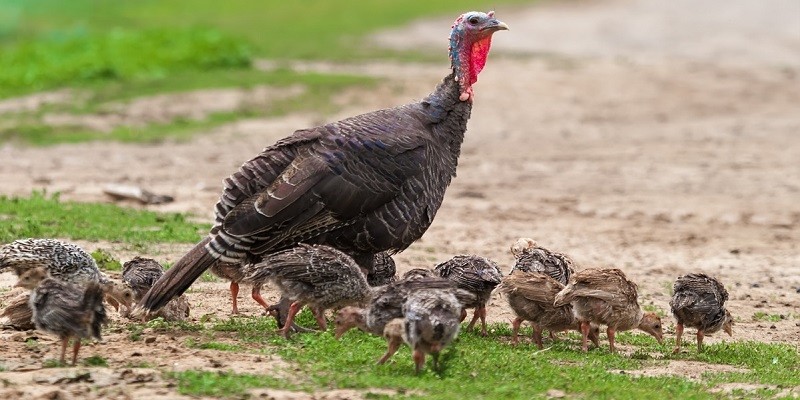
752, 312, 784, 323
164, 318, 800, 399
168, 370, 297, 397
0, 27, 250, 98
82, 355, 109, 367
4, 0, 526, 60
185, 338, 243, 352
91, 248, 122, 271
1, 69, 375, 146
0, 192, 208, 245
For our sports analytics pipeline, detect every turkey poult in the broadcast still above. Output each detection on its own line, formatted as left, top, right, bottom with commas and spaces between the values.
554, 268, 663, 353
243, 244, 371, 338
510, 238, 575, 285
121, 257, 190, 321
401, 288, 462, 374
138, 11, 509, 315
0, 238, 134, 311
434, 255, 503, 336
670, 273, 733, 353
499, 271, 599, 349
1, 238, 102, 284
16, 268, 107, 366
333, 276, 472, 340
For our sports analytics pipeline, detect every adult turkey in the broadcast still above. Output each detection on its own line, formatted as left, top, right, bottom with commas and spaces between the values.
139, 11, 508, 314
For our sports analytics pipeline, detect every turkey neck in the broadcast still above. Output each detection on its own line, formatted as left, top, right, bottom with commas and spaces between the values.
423, 72, 472, 159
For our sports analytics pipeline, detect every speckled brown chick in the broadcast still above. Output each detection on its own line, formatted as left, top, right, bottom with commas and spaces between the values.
16, 267, 107, 366
244, 244, 371, 338
499, 271, 599, 349
554, 268, 663, 352
1, 238, 102, 284
333, 276, 475, 361
510, 238, 575, 285
402, 288, 462, 374
121, 257, 190, 321
434, 255, 503, 336
670, 273, 733, 353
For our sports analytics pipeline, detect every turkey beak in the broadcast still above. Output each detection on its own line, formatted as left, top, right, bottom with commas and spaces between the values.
484, 19, 509, 32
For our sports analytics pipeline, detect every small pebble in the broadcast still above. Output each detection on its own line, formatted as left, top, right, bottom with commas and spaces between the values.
770, 325, 777, 330
144, 337, 156, 344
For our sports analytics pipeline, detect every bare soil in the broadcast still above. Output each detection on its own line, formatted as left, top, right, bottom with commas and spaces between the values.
1, 0, 799, 398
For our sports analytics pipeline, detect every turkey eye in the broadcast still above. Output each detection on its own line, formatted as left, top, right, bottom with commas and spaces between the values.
468, 17, 480, 25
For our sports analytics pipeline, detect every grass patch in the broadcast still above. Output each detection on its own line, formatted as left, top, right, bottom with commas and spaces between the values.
168, 370, 297, 397
165, 320, 800, 398
1, 69, 375, 146
185, 338, 243, 352
752, 312, 784, 323
82, 355, 108, 367
6, 1, 528, 61
0, 192, 208, 245
683, 341, 800, 387
0, 27, 250, 99
91, 248, 122, 271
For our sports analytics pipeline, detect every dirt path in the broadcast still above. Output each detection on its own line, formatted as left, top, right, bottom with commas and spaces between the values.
1, 0, 799, 397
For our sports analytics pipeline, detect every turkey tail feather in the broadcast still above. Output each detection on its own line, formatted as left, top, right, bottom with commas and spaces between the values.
139, 237, 219, 313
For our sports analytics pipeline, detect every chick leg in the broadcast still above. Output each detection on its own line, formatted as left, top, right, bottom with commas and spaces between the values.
278, 301, 304, 338
267, 297, 315, 334
229, 281, 240, 315
479, 306, 489, 336
377, 336, 402, 365
580, 321, 591, 352
532, 324, 544, 350
607, 327, 617, 353
413, 349, 425, 375
250, 284, 270, 311
459, 308, 467, 323
696, 329, 705, 353
311, 307, 327, 331
71, 339, 81, 366
511, 317, 523, 345
59, 337, 69, 366
673, 323, 684, 353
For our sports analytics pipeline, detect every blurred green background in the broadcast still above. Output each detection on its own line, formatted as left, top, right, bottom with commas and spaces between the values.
0, 0, 525, 145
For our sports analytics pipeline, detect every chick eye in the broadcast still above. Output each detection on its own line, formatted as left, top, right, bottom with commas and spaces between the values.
655, 324, 660, 329
468, 16, 480, 25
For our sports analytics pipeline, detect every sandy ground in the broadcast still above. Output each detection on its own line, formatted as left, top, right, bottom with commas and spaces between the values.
1, 0, 799, 398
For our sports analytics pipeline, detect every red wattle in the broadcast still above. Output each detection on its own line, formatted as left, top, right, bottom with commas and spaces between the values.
469, 37, 493, 85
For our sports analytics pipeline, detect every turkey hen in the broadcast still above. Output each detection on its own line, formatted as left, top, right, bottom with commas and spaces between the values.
139, 11, 508, 314
670, 273, 733, 353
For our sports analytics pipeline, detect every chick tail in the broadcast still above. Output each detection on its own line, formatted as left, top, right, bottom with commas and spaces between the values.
553, 285, 574, 307
138, 237, 219, 314
81, 282, 107, 340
